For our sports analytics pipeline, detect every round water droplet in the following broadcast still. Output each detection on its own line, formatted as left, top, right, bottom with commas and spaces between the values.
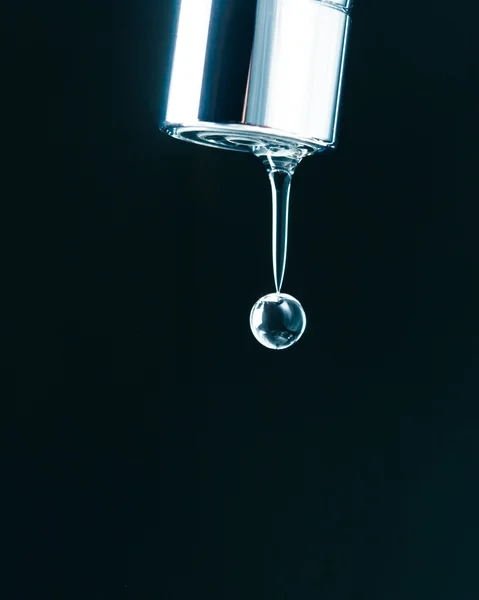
250, 293, 306, 350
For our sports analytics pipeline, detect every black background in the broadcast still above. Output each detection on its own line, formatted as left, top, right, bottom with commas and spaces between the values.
6, 0, 479, 598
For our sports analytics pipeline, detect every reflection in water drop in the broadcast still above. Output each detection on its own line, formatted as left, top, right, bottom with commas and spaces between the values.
250, 293, 306, 350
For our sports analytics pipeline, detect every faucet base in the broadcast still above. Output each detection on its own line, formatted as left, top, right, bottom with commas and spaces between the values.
161, 121, 332, 159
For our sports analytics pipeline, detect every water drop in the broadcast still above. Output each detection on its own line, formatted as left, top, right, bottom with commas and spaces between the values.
250, 293, 306, 351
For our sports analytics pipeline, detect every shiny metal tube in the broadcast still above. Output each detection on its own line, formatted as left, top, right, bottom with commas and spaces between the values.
159, 0, 353, 155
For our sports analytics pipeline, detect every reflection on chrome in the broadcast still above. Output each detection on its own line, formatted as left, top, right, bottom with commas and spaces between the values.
165, 0, 214, 124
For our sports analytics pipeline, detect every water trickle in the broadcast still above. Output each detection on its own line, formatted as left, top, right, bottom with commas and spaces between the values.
269, 168, 292, 294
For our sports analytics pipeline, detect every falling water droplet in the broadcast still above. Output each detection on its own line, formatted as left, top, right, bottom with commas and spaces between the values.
250, 293, 306, 350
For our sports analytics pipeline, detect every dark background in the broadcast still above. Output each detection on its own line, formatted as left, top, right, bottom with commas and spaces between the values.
5, 0, 479, 598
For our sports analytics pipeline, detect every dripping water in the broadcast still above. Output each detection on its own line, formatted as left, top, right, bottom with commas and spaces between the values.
269, 167, 293, 293
249, 147, 307, 350
259, 151, 301, 294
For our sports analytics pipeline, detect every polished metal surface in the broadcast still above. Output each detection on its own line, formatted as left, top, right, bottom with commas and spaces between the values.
159, 0, 352, 153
